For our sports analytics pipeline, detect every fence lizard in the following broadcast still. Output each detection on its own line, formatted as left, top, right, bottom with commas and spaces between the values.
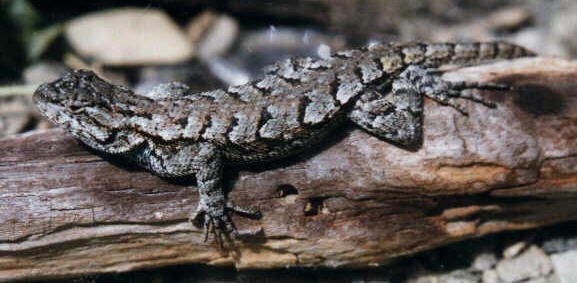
33, 41, 534, 247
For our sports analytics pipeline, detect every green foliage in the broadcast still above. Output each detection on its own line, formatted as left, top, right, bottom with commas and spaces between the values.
6, 0, 41, 34
0, 0, 63, 80
28, 23, 63, 61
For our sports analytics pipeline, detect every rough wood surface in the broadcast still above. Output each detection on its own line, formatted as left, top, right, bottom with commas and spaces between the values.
1, 58, 577, 282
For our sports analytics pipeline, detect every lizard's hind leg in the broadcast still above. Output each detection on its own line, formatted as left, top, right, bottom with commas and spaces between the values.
348, 64, 506, 149
399, 65, 507, 115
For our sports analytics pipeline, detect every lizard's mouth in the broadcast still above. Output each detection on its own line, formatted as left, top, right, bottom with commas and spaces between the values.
33, 84, 52, 117
33, 82, 66, 108
33, 83, 71, 125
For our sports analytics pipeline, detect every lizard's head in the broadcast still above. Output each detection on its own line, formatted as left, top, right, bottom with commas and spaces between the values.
34, 70, 146, 154
34, 69, 111, 118
33, 69, 119, 147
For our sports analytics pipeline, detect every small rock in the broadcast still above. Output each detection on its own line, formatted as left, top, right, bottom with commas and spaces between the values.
550, 249, 577, 283
488, 6, 532, 32
23, 61, 69, 85
186, 10, 217, 43
318, 44, 332, 60
496, 245, 553, 283
503, 240, 528, 259
482, 269, 500, 283
508, 28, 560, 57
65, 8, 194, 66
471, 250, 498, 271
0, 95, 33, 137
551, 5, 577, 57
186, 11, 239, 60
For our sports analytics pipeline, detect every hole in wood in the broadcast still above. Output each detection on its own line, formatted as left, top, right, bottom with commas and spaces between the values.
304, 197, 324, 216
276, 184, 298, 197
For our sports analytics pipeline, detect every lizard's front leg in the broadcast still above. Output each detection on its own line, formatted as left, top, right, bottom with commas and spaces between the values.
131, 141, 259, 247
189, 143, 231, 244
188, 143, 260, 246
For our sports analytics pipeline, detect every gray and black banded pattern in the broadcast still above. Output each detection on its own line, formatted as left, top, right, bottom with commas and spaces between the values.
33, 41, 535, 247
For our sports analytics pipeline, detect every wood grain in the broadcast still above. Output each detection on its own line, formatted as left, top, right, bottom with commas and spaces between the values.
1, 58, 576, 282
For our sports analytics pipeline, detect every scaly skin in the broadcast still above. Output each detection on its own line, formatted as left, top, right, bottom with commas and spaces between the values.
33, 41, 535, 247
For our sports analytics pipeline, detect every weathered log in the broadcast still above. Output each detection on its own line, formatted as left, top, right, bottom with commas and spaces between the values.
1, 58, 576, 282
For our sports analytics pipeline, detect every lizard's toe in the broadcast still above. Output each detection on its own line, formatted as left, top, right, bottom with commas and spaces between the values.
189, 206, 238, 248
190, 201, 262, 250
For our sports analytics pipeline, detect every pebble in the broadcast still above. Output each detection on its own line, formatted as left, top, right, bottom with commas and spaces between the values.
550, 249, 577, 283
186, 11, 239, 60
0, 95, 33, 137
488, 6, 532, 32
471, 250, 498, 271
65, 8, 194, 66
482, 269, 500, 283
503, 240, 528, 259
496, 245, 553, 283
22, 61, 69, 85
551, 5, 577, 56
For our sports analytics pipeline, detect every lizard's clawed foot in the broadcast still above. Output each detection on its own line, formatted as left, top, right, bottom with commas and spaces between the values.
190, 201, 261, 250
399, 65, 509, 115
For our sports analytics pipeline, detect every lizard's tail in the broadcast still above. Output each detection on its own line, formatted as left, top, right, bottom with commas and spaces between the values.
413, 41, 536, 67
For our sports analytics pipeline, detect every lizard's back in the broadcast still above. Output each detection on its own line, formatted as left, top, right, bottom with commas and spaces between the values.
133, 56, 352, 163
133, 41, 533, 163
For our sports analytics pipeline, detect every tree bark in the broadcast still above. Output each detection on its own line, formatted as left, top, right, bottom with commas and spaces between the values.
1, 58, 577, 282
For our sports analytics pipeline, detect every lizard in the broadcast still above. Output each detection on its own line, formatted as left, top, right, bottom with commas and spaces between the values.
33, 41, 535, 247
